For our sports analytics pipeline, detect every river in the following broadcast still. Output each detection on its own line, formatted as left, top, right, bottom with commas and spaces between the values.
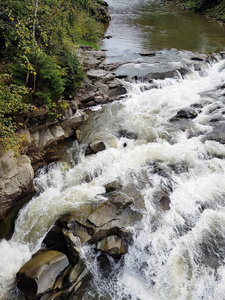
2, 0, 225, 299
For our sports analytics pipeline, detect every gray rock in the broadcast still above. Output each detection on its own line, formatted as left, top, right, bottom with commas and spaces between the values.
60, 111, 88, 137
85, 139, 106, 155
108, 80, 127, 98
104, 181, 122, 193
88, 193, 133, 227
159, 190, 171, 211
144, 68, 188, 81
204, 121, 225, 144
78, 90, 96, 103
87, 69, 108, 80
96, 235, 129, 256
0, 154, 34, 219
170, 109, 198, 122
17, 251, 69, 300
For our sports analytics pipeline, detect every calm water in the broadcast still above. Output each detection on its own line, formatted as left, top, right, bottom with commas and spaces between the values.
102, 0, 225, 59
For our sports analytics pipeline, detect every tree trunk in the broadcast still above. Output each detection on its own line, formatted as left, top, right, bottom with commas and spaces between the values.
33, 0, 38, 92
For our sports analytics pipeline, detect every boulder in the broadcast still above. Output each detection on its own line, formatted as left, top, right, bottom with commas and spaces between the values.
85, 139, 106, 155
60, 111, 89, 136
78, 90, 96, 103
107, 79, 127, 98
17, 251, 69, 300
88, 193, 133, 227
96, 235, 129, 257
170, 109, 198, 122
0, 153, 34, 220
104, 181, 123, 193
23, 193, 143, 298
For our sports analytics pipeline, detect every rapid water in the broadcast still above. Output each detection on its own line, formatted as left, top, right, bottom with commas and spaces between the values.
2, 55, 225, 299
2, 1, 225, 299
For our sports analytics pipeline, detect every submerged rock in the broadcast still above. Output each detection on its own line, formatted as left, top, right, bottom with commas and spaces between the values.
204, 121, 225, 144
170, 108, 198, 121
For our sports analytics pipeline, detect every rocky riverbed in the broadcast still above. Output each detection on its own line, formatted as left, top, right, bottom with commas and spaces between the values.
0, 45, 127, 239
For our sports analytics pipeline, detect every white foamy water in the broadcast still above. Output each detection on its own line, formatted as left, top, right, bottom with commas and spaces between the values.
1, 58, 225, 299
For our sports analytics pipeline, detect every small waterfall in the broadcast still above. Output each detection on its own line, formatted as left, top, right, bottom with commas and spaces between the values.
1, 57, 225, 299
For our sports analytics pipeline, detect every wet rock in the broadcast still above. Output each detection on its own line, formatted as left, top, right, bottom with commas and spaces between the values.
144, 67, 188, 81
107, 79, 127, 98
0, 153, 34, 220
170, 109, 198, 121
118, 129, 138, 140
104, 181, 123, 193
159, 190, 171, 211
17, 251, 69, 300
28, 194, 143, 298
139, 52, 156, 57
168, 161, 188, 174
96, 235, 129, 257
43, 226, 79, 265
85, 139, 106, 155
204, 121, 225, 144
88, 193, 133, 227
122, 184, 146, 210
60, 111, 89, 137
52, 267, 91, 300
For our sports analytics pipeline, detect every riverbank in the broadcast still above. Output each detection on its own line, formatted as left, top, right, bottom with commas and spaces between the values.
168, 0, 225, 22
0, 0, 127, 239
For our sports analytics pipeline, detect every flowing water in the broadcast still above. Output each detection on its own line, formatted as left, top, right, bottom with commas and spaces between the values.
2, 1, 225, 299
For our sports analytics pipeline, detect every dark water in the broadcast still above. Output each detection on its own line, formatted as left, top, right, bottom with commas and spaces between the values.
102, 0, 225, 59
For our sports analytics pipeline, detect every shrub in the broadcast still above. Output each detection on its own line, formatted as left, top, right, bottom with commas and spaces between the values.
0, 74, 35, 154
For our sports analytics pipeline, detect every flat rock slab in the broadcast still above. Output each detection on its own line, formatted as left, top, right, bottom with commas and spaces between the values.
87, 69, 108, 80
88, 193, 133, 227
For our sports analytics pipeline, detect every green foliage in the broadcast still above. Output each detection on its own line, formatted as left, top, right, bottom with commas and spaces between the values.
60, 49, 84, 98
0, 0, 108, 153
174, 0, 225, 21
34, 53, 65, 105
0, 74, 35, 154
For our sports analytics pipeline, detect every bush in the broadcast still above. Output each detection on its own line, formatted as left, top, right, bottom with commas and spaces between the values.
0, 74, 35, 154
60, 49, 84, 98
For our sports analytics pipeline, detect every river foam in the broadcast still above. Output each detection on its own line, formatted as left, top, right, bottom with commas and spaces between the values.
1, 57, 225, 299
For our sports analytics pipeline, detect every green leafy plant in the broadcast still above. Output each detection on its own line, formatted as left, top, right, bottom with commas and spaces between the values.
0, 74, 35, 154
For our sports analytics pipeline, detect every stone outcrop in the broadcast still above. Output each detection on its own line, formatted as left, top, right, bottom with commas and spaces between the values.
0, 151, 34, 220
17, 251, 69, 300
17, 193, 143, 299
0, 43, 128, 238
75, 47, 127, 108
